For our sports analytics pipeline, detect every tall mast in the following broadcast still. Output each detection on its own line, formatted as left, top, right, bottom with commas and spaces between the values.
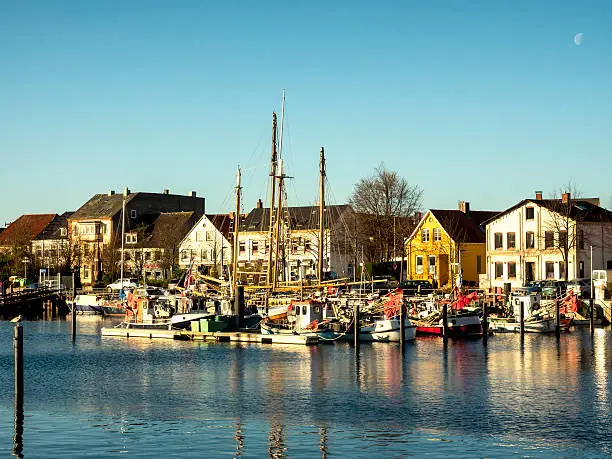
266, 113, 278, 286
232, 168, 242, 293
318, 147, 325, 283
272, 160, 284, 290
120, 187, 127, 289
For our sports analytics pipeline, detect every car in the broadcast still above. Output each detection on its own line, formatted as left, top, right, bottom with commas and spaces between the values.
398, 279, 433, 296
524, 280, 545, 294
106, 278, 138, 292
566, 278, 591, 298
541, 280, 567, 298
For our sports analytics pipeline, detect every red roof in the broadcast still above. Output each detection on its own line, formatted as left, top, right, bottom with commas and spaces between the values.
0, 214, 56, 247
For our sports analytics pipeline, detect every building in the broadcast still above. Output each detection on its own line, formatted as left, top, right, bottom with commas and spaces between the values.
236, 201, 354, 284
405, 202, 498, 288
31, 212, 74, 272
484, 192, 612, 289
69, 189, 205, 286
123, 211, 199, 281
178, 213, 233, 277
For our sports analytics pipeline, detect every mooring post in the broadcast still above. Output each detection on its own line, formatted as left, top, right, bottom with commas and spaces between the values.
555, 299, 560, 338
13, 322, 23, 457
482, 301, 489, 345
519, 300, 525, 339
234, 285, 245, 329
442, 303, 449, 343
399, 301, 405, 347
354, 302, 360, 347
589, 298, 594, 336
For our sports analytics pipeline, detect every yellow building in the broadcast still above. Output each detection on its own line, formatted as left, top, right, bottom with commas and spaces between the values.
405, 202, 498, 289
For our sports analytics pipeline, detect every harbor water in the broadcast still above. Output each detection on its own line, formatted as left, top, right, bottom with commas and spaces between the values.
1, 318, 611, 458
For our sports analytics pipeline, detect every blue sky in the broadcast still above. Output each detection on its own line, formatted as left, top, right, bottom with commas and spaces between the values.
1, 0, 611, 224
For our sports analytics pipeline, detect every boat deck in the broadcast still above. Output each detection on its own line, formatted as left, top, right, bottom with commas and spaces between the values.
101, 327, 319, 345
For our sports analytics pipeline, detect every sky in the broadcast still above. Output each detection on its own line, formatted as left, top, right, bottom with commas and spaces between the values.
1, 0, 611, 224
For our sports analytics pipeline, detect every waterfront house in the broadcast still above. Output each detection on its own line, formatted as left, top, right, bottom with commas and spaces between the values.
123, 211, 199, 281
31, 212, 74, 272
69, 189, 205, 286
178, 213, 233, 278
236, 200, 355, 284
405, 202, 498, 288
484, 192, 612, 289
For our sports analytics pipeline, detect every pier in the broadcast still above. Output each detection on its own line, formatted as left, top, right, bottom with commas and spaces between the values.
101, 327, 319, 345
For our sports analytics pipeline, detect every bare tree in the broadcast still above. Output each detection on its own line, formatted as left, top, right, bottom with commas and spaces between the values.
349, 164, 422, 264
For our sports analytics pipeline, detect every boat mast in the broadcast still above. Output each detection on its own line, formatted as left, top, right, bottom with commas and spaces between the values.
232, 168, 242, 294
266, 113, 278, 287
120, 187, 127, 292
317, 147, 325, 283
272, 160, 284, 290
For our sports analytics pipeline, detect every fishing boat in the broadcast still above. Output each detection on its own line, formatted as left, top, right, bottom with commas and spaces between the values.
414, 292, 483, 338
488, 315, 571, 333
69, 294, 104, 315
352, 316, 417, 342
261, 299, 342, 340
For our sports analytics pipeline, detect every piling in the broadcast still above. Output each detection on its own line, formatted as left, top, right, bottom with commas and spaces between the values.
354, 302, 360, 347
14, 324, 23, 408
519, 299, 525, 338
555, 299, 560, 338
589, 298, 594, 336
234, 285, 245, 329
399, 302, 405, 347
482, 301, 489, 345
442, 303, 448, 343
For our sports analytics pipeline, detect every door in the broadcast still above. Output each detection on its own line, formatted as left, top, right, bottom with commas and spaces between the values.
525, 262, 535, 282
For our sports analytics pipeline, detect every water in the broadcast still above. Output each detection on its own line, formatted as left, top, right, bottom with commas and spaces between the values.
1, 318, 611, 458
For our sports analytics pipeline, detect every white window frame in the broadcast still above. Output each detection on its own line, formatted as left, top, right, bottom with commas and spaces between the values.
416, 255, 424, 274
421, 228, 430, 243
433, 228, 441, 242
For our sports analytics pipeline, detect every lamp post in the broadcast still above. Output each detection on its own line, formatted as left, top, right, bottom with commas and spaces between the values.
22, 258, 29, 279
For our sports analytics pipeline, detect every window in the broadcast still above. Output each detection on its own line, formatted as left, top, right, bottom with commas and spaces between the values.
239, 242, 246, 254
433, 228, 441, 242
305, 241, 311, 251
428, 255, 436, 275
525, 207, 534, 220
252, 241, 259, 254
181, 250, 189, 260
73, 225, 79, 235
526, 232, 535, 249
494, 232, 503, 249
195, 232, 203, 241
495, 262, 503, 279
607, 260, 612, 269
578, 230, 584, 250
421, 228, 430, 243
130, 210, 137, 219
83, 266, 90, 279
507, 232, 516, 249
544, 231, 554, 249
416, 256, 424, 274
206, 231, 213, 241
476, 255, 482, 274
145, 252, 151, 261
125, 234, 137, 244
60, 228, 67, 237
508, 262, 517, 279
559, 231, 568, 249
545, 261, 555, 279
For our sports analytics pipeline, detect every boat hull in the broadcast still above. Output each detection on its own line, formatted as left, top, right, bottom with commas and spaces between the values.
416, 314, 483, 338
489, 317, 571, 333
357, 318, 417, 342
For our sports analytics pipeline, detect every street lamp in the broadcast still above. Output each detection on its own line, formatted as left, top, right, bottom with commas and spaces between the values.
22, 258, 29, 279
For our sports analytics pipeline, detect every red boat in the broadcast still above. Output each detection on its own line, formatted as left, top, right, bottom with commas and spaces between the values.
416, 310, 483, 338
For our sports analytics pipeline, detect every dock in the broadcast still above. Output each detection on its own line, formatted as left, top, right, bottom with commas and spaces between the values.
101, 327, 319, 345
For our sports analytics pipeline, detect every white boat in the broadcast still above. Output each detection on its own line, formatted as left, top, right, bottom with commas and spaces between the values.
69, 294, 104, 315
357, 317, 417, 342
489, 316, 571, 333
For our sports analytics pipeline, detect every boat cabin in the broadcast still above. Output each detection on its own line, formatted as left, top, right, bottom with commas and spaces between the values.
287, 300, 325, 329
510, 290, 541, 319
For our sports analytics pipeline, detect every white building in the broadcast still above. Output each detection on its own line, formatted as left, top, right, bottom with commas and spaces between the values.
178, 214, 232, 277
484, 192, 612, 289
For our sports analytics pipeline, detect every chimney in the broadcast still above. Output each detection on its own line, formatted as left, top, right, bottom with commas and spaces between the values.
189, 191, 197, 197
163, 189, 169, 195
123, 187, 130, 197
562, 192, 570, 203
107, 190, 115, 196
458, 201, 470, 215
256, 199, 263, 209
535, 191, 543, 200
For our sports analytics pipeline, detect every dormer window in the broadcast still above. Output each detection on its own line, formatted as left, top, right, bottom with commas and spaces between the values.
60, 228, 67, 237
125, 233, 137, 244
130, 210, 137, 219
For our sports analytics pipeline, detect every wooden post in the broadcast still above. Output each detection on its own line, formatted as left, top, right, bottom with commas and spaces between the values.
442, 303, 448, 343
234, 285, 245, 329
482, 301, 489, 345
589, 298, 594, 336
555, 299, 560, 338
13, 323, 23, 457
354, 302, 360, 347
399, 302, 405, 346
519, 299, 525, 338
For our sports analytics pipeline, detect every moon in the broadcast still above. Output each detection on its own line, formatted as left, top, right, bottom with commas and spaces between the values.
574, 33, 584, 45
